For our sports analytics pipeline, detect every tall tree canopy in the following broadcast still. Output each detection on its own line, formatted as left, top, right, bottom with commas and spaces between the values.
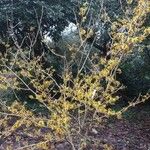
0, 0, 128, 56
0, 0, 79, 43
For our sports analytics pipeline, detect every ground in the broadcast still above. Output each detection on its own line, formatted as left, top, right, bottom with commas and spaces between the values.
0, 104, 150, 150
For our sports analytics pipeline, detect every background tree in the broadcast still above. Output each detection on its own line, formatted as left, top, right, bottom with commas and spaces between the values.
0, 0, 128, 55
0, 0, 77, 55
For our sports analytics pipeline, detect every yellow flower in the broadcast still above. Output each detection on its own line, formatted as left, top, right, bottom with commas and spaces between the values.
38, 120, 45, 127
127, 0, 133, 4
